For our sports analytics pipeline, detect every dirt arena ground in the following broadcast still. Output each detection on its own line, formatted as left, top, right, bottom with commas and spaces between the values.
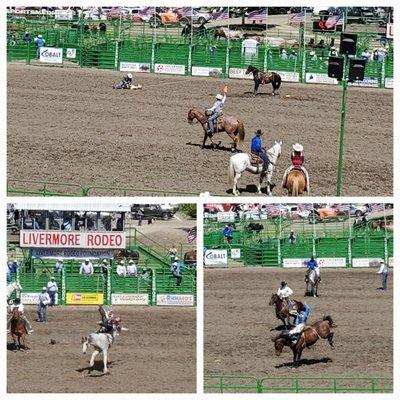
7, 64, 392, 196
7, 305, 196, 393
204, 268, 392, 381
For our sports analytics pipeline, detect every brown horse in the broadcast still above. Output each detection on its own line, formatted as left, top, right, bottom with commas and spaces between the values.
245, 65, 282, 96
184, 250, 197, 266
286, 170, 307, 196
272, 316, 335, 367
269, 293, 303, 329
10, 308, 29, 351
187, 108, 245, 151
113, 249, 140, 261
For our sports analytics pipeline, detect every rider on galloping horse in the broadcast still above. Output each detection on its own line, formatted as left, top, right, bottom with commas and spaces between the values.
306, 256, 321, 282
286, 303, 312, 344
277, 281, 297, 316
98, 305, 121, 334
282, 143, 310, 192
7, 298, 34, 335
207, 85, 228, 134
251, 129, 270, 175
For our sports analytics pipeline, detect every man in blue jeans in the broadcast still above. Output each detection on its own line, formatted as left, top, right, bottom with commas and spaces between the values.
222, 224, 234, 243
251, 129, 269, 175
377, 259, 388, 290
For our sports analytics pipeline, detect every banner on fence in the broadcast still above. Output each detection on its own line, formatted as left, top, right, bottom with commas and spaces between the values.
31, 248, 114, 259
352, 258, 382, 268
120, 61, 150, 73
155, 63, 185, 75
388, 257, 393, 267
66, 292, 104, 305
66, 48, 76, 59
39, 47, 63, 64
204, 250, 228, 266
349, 77, 379, 88
317, 257, 347, 268
283, 258, 308, 268
229, 68, 299, 82
20, 230, 126, 249
306, 73, 337, 85
55, 10, 74, 20
385, 78, 393, 89
216, 212, 236, 222
21, 292, 59, 305
111, 293, 149, 305
192, 66, 223, 77
156, 294, 194, 306
231, 249, 241, 259
386, 23, 393, 39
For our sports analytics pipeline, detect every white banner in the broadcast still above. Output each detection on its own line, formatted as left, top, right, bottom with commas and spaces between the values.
39, 47, 63, 64
192, 66, 223, 77
154, 63, 185, 75
55, 10, 74, 20
317, 257, 347, 268
349, 77, 379, 88
204, 250, 228, 266
388, 257, 393, 267
111, 293, 149, 305
385, 78, 394, 89
386, 23, 393, 39
275, 71, 299, 83
66, 48, 76, 59
21, 292, 58, 305
120, 62, 150, 73
231, 249, 241, 259
352, 258, 382, 268
283, 258, 308, 268
156, 294, 194, 306
229, 68, 299, 82
20, 230, 126, 249
306, 73, 337, 85
216, 212, 236, 222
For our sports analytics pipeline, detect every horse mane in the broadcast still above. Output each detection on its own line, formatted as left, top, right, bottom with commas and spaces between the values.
323, 315, 334, 327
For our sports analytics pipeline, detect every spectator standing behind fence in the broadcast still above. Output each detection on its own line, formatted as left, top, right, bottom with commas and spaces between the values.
289, 50, 298, 61
171, 257, 182, 286
168, 245, 178, 263
23, 31, 32, 43
80, 258, 94, 276
288, 230, 296, 245
377, 259, 388, 290
8, 259, 19, 282
280, 49, 287, 60
34, 34, 46, 58
55, 258, 64, 274
222, 224, 234, 243
37, 287, 51, 322
127, 260, 137, 277
116, 261, 126, 277
100, 259, 110, 279
46, 277, 58, 306
361, 49, 371, 61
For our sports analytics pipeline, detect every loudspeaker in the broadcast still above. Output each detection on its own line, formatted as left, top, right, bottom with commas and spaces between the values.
328, 56, 344, 80
348, 58, 366, 82
340, 33, 357, 55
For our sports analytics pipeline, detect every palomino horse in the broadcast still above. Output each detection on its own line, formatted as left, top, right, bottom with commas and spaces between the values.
10, 308, 29, 351
7, 281, 23, 304
187, 108, 245, 151
305, 269, 319, 297
184, 250, 197, 267
245, 65, 282, 96
228, 141, 282, 196
269, 293, 303, 329
286, 170, 307, 196
272, 316, 335, 367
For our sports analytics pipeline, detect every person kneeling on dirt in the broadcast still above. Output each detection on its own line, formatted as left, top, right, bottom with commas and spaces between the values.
282, 143, 310, 192
277, 281, 297, 316
306, 256, 320, 282
7, 298, 34, 334
287, 304, 311, 344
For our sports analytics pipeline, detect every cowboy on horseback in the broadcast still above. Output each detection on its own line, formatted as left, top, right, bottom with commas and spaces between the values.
306, 256, 321, 282
277, 281, 297, 316
287, 303, 312, 344
7, 298, 34, 335
251, 129, 270, 175
97, 305, 121, 334
207, 85, 228, 134
282, 143, 310, 192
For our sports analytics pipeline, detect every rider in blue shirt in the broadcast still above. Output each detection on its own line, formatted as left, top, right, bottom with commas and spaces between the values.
306, 256, 321, 282
222, 225, 234, 243
289, 304, 311, 343
251, 129, 269, 175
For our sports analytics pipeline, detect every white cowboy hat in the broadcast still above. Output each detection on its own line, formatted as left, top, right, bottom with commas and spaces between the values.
42, 286, 47, 291
127, 73, 133, 79
119, 260, 125, 264
281, 49, 287, 53
50, 276, 55, 280
102, 259, 107, 263
215, 94, 223, 100
57, 258, 63, 262
380, 259, 385, 263
292, 143, 303, 152
129, 259, 134, 264
38, 34, 43, 38
309, 51, 316, 55
85, 258, 89, 262
331, 46, 336, 50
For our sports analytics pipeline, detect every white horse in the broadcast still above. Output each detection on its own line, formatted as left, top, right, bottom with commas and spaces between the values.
305, 269, 319, 297
228, 141, 282, 196
7, 281, 23, 303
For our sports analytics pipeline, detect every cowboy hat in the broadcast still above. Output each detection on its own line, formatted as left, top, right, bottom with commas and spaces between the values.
255, 129, 263, 135
215, 94, 223, 100
127, 73, 133, 79
292, 143, 303, 152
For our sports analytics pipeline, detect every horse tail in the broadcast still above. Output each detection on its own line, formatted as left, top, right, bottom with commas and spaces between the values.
291, 176, 298, 196
228, 157, 234, 185
274, 73, 282, 90
236, 120, 245, 146
323, 315, 334, 327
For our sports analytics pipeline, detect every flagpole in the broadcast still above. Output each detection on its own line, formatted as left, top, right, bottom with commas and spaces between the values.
225, 7, 230, 78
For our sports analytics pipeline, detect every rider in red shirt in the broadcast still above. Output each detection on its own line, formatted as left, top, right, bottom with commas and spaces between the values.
282, 143, 310, 192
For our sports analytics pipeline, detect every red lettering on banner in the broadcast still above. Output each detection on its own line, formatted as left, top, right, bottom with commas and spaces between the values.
39, 233, 45, 245
53, 233, 60, 245
87, 235, 94, 247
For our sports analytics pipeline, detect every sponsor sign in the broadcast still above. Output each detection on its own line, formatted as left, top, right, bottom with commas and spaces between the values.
120, 61, 150, 73
283, 258, 308, 268
229, 68, 299, 82
388, 257, 393, 267
154, 63, 185, 75
231, 248, 241, 259
55, 10, 74, 20
204, 249, 228, 266
306, 73, 337, 85
31, 248, 114, 260
66, 292, 104, 305
385, 78, 393, 89
156, 294, 194, 306
66, 48, 76, 59
386, 23, 393, 39
111, 293, 149, 305
216, 212, 236, 222
349, 77, 379, 88
317, 257, 346, 268
352, 258, 382, 268
20, 230, 126, 249
21, 292, 58, 305
39, 47, 63, 64
192, 66, 223, 77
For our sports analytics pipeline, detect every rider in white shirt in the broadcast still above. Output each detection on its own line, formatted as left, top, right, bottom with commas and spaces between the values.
277, 281, 296, 315
7, 298, 34, 334
80, 259, 94, 275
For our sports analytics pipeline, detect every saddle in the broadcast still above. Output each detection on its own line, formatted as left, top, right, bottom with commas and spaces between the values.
250, 152, 263, 166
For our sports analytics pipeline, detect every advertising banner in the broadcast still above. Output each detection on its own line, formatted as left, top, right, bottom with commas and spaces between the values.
156, 294, 194, 306
39, 47, 63, 64
120, 61, 150, 73
349, 77, 379, 88
385, 78, 393, 89
66, 48, 76, 59
352, 258, 382, 268
192, 66, 223, 77
229, 68, 299, 82
31, 248, 114, 259
66, 292, 104, 305
317, 257, 347, 268
154, 63, 185, 75
231, 249, 241, 259
306, 73, 337, 85
111, 293, 149, 305
204, 250, 228, 266
283, 259, 308, 268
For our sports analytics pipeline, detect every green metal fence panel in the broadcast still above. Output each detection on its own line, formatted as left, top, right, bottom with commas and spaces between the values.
281, 238, 313, 259
65, 273, 106, 296
191, 43, 227, 74
111, 272, 151, 294
119, 39, 152, 64
154, 42, 190, 74
351, 237, 385, 258
204, 375, 260, 393
315, 237, 349, 259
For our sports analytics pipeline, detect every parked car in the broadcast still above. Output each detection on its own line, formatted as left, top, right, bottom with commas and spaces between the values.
349, 204, 369, 217
131, 204, 175, 220
179, 9, 212, 25
308, 205, 348, 224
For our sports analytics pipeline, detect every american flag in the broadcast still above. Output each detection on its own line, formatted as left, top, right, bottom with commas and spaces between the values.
335, 203, 350, 212
325, 13, 344, 29
370, 204, 385, 212
187, 227, 197, 243
212, 7, 229, 21
247, 9, 267, 22
289, 9, 306, 25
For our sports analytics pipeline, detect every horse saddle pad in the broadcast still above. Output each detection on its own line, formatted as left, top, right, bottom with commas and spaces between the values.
250, 153, 263, 165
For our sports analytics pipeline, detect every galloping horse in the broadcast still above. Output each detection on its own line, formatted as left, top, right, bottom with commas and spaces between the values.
272, 315, 335, 367
187, 108, 245, 151
286, 170, 307, 196
228, 141, 282, 196
10, 308, 29, 351
7, 281, 23, 304
269, 293, 303, 329
246, 65, 282, 96
305, 269, 319, 297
